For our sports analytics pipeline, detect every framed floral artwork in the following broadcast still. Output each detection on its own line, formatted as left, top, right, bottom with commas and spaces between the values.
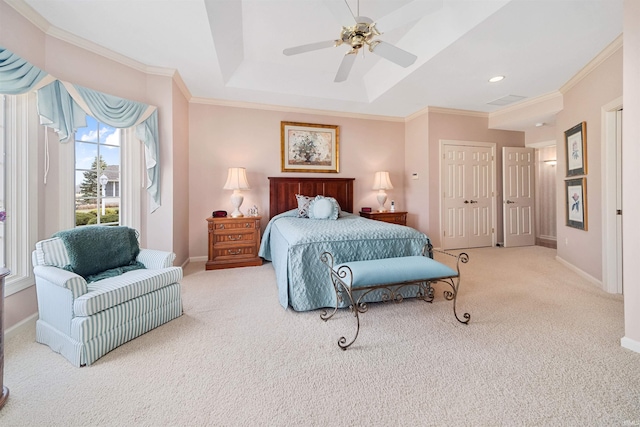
566, 177, 587, 230
565, 121, 587, 176
281, 122, 339, 173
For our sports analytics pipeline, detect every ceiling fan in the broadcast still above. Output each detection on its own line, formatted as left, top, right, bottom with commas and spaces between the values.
283, 0, 442, 82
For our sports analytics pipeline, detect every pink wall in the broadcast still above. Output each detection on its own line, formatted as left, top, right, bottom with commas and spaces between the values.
622, 0, 640, 345
427, 112, 525, 247
1, 0, 185, 329
525, 124, 557, 146
1, 1, 45, 331
404, 113, 430, 233
0, 2, 45, 69
188, 103, 406, 258
143, 74, 175, 253
555, 48, 623, 281
172, 80, 190, 266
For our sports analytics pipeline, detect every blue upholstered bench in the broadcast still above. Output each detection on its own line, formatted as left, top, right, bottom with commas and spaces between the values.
320, 247, 470, 350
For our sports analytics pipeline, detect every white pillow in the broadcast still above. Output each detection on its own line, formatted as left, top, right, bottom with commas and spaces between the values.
309, 196, 339, 220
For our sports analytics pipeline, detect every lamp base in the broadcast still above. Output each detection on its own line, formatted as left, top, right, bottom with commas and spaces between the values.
376, 191, 387, 212
230, 191, 244, 218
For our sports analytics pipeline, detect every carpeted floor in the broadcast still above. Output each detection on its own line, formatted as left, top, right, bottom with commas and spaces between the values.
2, 246, 640, 426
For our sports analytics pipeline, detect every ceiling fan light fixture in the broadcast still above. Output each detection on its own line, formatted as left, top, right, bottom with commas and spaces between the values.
489, 75, 505, 83
283, 0, 431, 82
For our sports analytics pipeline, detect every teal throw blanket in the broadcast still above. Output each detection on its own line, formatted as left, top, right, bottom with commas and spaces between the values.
54, 226, 145, 282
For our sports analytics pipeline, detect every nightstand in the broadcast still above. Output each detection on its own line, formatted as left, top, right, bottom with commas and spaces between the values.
359, 211, 407, 226
206, 216, 262, 270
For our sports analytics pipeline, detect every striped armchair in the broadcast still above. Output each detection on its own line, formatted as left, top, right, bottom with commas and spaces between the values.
32, 236, 183, 366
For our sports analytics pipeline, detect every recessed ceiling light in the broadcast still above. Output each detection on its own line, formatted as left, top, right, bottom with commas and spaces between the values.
488, 75, 505, 83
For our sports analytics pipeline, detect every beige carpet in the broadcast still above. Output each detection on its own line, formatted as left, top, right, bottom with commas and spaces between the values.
2, 246, 640, 426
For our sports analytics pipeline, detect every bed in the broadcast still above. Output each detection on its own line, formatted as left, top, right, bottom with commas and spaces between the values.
259, 177, 431, 311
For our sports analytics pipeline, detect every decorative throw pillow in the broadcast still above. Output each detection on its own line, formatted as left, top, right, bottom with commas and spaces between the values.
295, 194, 314, 218
325, 196, 343, 217
308, 195, 339, 220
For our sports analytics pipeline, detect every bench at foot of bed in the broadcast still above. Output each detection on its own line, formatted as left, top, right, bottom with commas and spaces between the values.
320, 247, 470, 350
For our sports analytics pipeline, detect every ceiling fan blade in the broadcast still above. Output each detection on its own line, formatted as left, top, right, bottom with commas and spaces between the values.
322, 0, 356, 25
334, 52, 357, 83
374, 0, 443, 34
283, 40, 337, 56
370, 41, 417, 68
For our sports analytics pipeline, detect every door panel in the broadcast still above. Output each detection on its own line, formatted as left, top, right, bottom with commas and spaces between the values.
503, 147, 535, 247
467, 146, 493, 248
442, 143, 494, 249
442, 145, 469, 249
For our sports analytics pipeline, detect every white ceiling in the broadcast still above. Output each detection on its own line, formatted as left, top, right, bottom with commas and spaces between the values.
20, 0, 623, 124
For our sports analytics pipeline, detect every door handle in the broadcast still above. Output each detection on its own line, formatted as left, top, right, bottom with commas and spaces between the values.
505, 200, 515, 204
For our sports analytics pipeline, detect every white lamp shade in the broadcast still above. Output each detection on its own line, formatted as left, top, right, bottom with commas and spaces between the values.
223, 167, 250, 190
372, 171, 393, 190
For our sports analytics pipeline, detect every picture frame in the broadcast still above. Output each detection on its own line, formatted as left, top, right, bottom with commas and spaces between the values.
566, 177, 587, 230
281, 121, 339, 173
565, 121, 587, 176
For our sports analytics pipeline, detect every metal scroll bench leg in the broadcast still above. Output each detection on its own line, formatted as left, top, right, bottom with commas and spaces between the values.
319, 250, 470, 350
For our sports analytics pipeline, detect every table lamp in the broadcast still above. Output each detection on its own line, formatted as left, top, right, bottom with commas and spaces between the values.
223, 167, 250, 217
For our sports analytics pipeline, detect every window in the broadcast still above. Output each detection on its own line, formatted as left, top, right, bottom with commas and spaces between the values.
74, 116, 121, 227
60, 117, 142, 233
0, 93, 39, 296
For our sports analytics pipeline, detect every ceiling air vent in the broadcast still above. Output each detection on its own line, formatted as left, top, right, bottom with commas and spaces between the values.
487, 95, 527, 106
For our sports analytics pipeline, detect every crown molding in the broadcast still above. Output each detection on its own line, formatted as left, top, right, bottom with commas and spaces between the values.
6, 0, 191, 100
488, 90, 563, 120
560, 33, 623, 94
405, 106, 488, 122
171, 72, 192, 101
4, 0, 50, 33
525, 139, 556, 149
429, 106, 488, 118
190, 97, 404, 122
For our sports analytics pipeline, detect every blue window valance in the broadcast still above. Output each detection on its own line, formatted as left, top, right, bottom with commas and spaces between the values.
0, 46, 49, 94
0, 45, 161, 212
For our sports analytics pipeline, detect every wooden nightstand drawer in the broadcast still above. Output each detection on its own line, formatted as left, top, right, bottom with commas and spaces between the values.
211, 244, 258, 261
359, 211, 407, 226
212, 220, 256, 231
213, 230, 257, 244
206, 216, 262, 270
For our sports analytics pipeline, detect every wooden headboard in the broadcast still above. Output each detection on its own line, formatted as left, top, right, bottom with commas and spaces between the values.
268, 177, 355, 218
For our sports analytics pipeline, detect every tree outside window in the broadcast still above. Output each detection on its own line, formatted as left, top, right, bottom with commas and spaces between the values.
75, 116, 121, 226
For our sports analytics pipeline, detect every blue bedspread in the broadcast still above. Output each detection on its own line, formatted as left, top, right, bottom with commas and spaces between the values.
259, 210, 430, 311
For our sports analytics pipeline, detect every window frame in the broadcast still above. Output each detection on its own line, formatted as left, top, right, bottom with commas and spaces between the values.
73, 119, 122, 227
60, 119, 142, 232
1, 93, 39, 296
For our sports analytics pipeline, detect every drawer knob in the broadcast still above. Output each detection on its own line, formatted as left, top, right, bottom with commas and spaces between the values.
228, 234, 243, 241
228, 249, 242, 255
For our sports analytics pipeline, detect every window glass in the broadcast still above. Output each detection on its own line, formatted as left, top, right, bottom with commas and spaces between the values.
74, 117, 121, 226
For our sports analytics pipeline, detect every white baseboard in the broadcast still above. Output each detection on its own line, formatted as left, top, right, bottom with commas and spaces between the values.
5, 312, 38, 340
555, 255, 602, 288
189, 256, 207, 263
621, 336, 640, 354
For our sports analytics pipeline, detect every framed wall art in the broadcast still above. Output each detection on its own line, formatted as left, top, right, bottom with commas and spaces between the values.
566, 177, 587, 230
281, 121, 339, 173
565, 121, 587, 176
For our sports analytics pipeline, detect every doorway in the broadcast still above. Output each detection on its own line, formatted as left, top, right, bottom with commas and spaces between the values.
603, 99, 623, 294
502, 147, 535, 247
440, 140, 496, 250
